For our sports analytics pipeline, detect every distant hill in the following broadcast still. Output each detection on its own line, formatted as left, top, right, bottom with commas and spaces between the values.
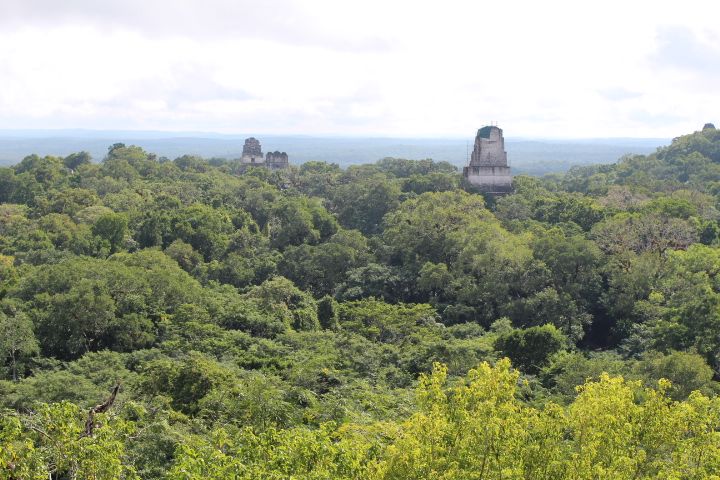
0, 130, 667, 175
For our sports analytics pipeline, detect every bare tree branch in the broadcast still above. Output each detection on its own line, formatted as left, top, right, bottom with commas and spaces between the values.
83, 383, 120, 437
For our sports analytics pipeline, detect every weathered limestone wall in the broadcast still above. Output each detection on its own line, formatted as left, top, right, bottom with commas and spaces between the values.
241, 154, 263, 164
463, 126, 512, 193
470, 127, 508, 167
266, 151, 289, 169
240, 137, 264, 164
463, 165, 512, 192
242, 137, 262, 156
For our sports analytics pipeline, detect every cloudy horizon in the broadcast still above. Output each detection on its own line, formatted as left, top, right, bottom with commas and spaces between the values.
1, 0, 718, 138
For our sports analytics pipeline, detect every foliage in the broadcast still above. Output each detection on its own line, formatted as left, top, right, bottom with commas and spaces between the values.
1, 130, 720, 477
494, 324, 567, 373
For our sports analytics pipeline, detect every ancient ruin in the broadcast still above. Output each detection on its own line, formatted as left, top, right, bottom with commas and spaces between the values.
463, 125, 512, 193
265, 151, 289, 169
240, 137, 289, 169
240, 137, 264, 164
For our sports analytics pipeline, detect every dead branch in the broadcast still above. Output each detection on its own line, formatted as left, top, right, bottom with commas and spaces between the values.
83, 383, 120, 437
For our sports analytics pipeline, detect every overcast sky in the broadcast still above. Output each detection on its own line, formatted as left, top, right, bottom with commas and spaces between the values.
0, 0, 718, 138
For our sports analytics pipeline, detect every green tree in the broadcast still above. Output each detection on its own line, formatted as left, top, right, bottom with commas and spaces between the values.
243, 277, 319, 333
0, 310, 38, 381
278, 230, 368, 296
268, 197, 337, 249
635, 350, 717, 400
338, 298, 440, 343
63, 151, 92, 171
92, 212, 128, 253
317, 295, 339, 331
0, 400, 137, 479
494, 324, 567, 373
333, 173, 402, 235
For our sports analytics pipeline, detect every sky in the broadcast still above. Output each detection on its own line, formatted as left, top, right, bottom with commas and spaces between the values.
0, 0, 718, 138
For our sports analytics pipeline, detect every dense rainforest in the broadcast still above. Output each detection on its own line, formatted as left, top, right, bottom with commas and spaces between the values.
1, 126, 720, 479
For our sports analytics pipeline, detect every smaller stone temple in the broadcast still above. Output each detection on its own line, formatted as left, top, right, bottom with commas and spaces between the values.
240, 137, 289, 169
463, 125, 512, 193
265, 151, 289, 169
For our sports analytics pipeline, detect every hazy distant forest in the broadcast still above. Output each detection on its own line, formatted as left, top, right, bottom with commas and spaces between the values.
2, 126, 720, 478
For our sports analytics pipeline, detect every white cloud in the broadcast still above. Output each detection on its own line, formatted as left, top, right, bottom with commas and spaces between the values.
0, 0, 718, 137
652, 26, 720, 76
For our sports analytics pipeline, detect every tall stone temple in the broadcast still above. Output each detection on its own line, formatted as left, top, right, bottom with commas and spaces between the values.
463, 125, 512, 193
240, 137, 289, 169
